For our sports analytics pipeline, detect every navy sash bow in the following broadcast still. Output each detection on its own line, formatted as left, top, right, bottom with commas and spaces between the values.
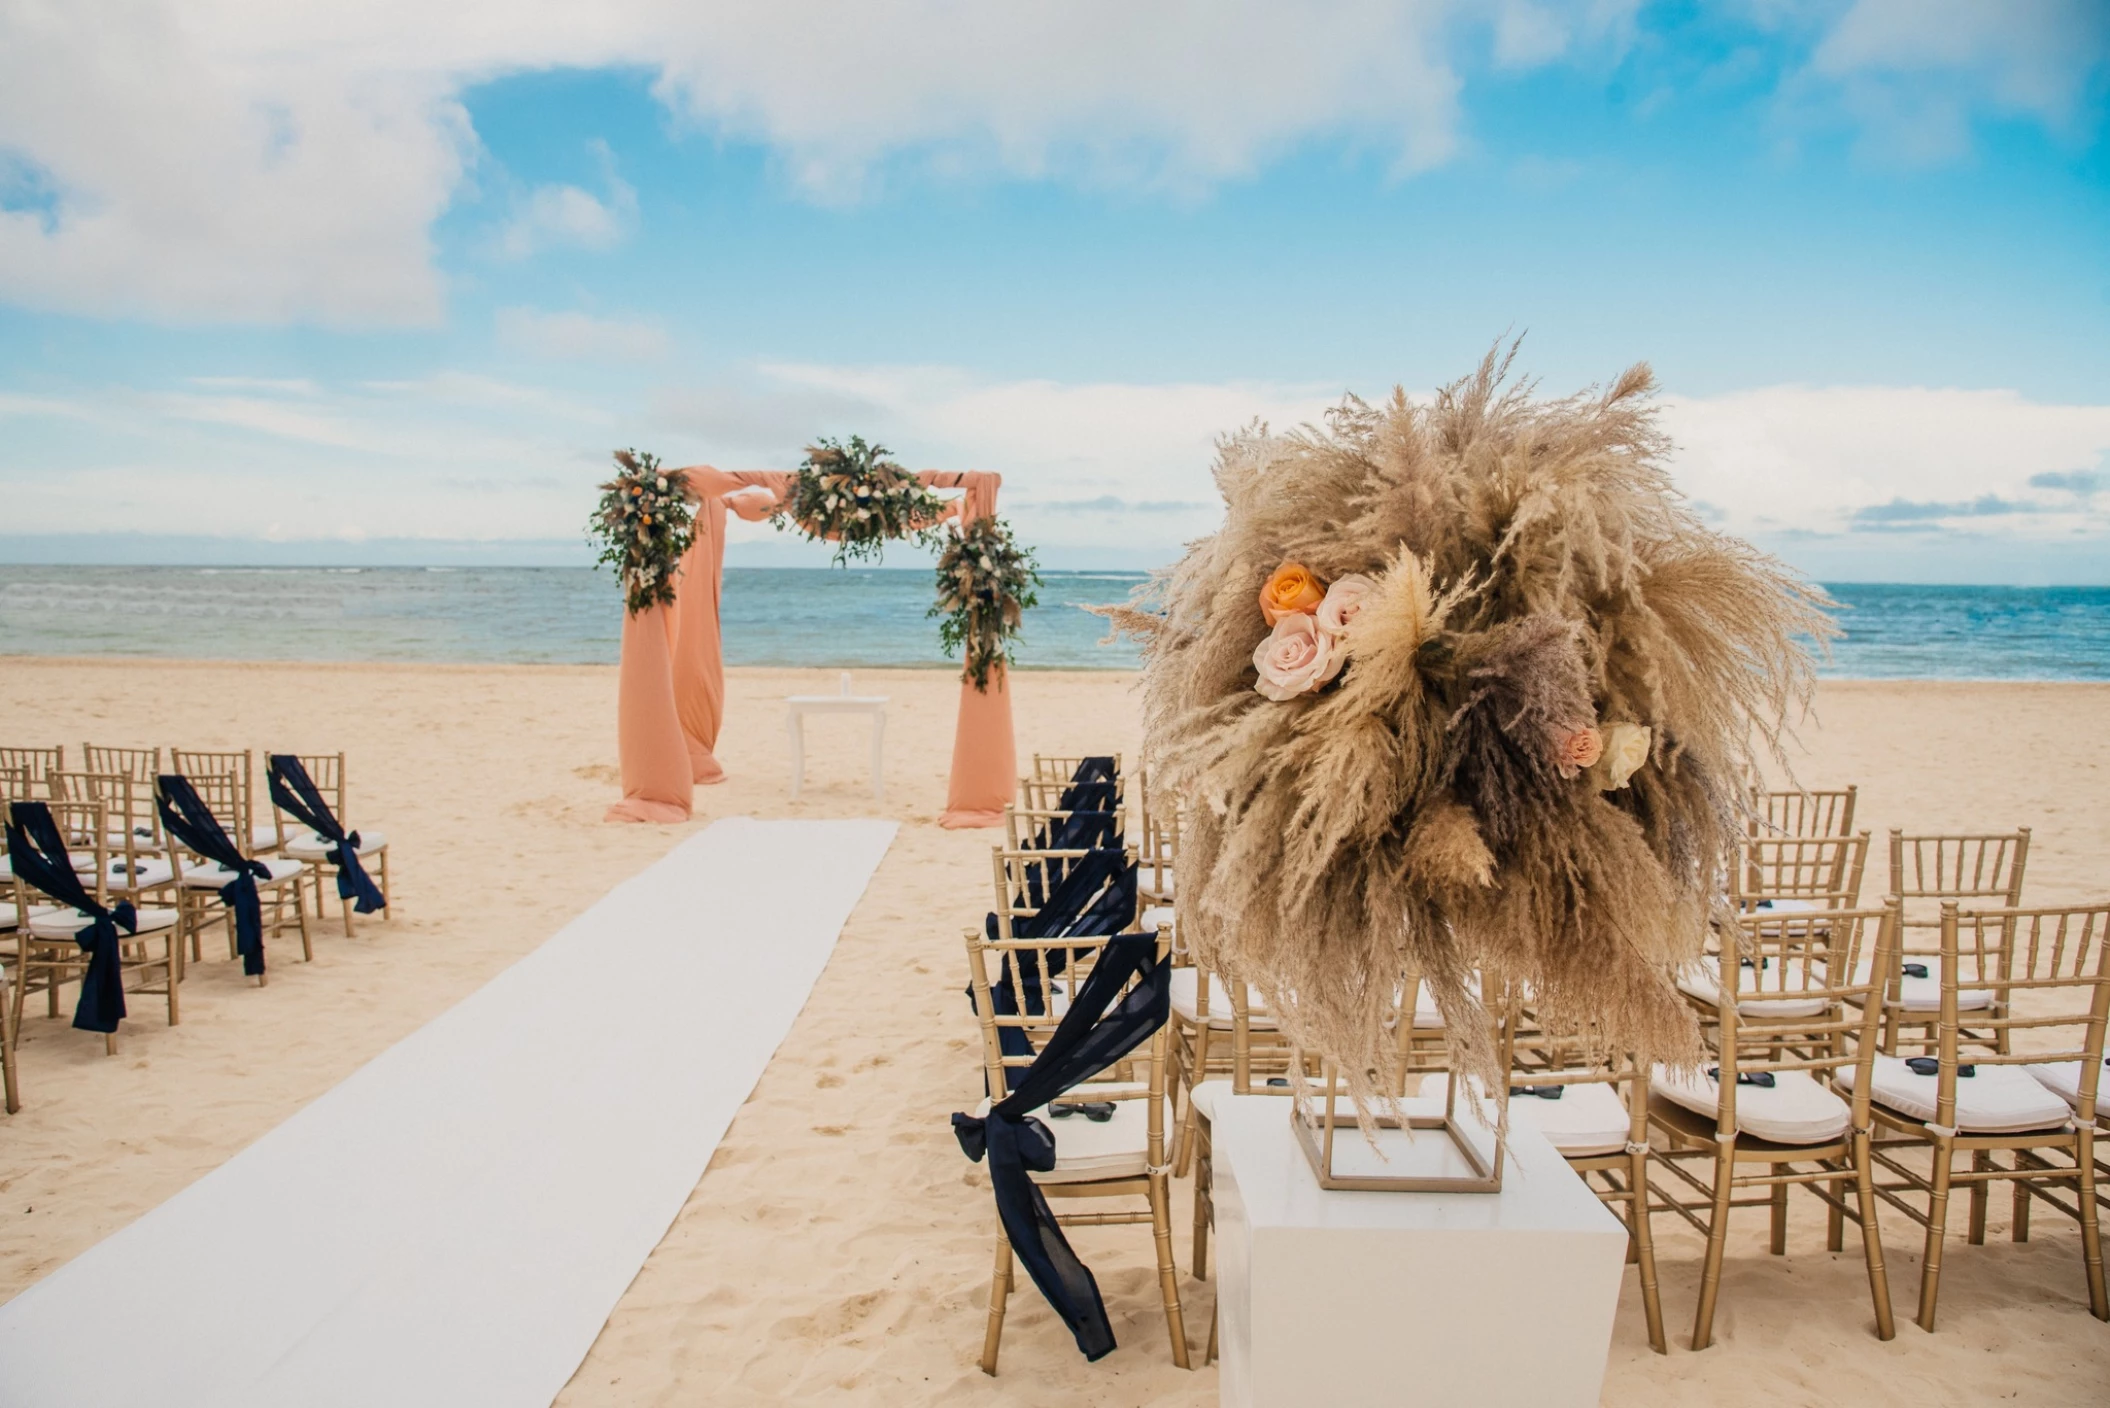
157, 775, 272, 977
266, 754, 384, 914
952, 928, 1172, 1361
979, 849, 1138, 1087
5, 801, 133, 1033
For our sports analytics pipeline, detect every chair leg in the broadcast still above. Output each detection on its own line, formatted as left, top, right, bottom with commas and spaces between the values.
1917, 1136, 1957, 1333
2013, 1172, 2032, 1243
1691, 1148, 1738, 1350
1853, 1131, 1896, 1340
1627, 1150, 1667, 1355
2079, 1130, 2108, 1320
1148, 1170, 1191, 1369
1827, 1171, 1846, 1253
979, 1232, 1012, 1376
1770, 1177, 1789, 1255
1193, 1117, 1213, 1280
164, 936, 180, 1026
1968, 1149, 1991, 1246
1206, 1296, 1218, 1365
1174, 1025, 1211, 1176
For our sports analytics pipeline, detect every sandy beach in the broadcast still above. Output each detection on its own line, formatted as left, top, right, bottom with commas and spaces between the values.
2, 658, 2106, 1405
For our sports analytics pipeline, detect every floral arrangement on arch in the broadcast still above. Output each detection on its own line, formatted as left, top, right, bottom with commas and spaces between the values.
776, 435, 947, 565
589, 449, 694, 614
932, 515, 1042, 692
1107, 344, 1834, 1110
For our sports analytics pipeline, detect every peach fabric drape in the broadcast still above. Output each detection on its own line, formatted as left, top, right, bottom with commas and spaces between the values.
606, 465, 1015, 828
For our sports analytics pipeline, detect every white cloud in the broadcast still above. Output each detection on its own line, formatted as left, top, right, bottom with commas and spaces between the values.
495, 307, 669, 362
4, 364, 2108, 577
1779, 0, 2109, 162
1659, 383, 2110, 538
0, 1, 1612, 326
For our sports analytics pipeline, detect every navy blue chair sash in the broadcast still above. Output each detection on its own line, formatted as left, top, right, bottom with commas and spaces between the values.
156, 775, 272, 977
5, 801, 132, 1033
953, 929, 1172, 1362
266, 754, 385, 914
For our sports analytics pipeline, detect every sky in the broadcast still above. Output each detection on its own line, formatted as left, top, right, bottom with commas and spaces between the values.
1, 0, 2106, 580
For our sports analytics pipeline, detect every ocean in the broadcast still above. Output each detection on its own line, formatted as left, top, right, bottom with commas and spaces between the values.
0, 567, 2105, 680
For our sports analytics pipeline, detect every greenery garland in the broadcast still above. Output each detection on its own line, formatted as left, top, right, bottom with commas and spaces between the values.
589, 449, 694, 614
775, 435, 945, 565
931, 515, 1042, 691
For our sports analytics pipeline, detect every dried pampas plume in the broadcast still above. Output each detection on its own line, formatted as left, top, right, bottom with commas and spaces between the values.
1111, 341, 1835, 1111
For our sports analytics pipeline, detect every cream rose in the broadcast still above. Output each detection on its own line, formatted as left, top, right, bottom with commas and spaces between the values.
1252, 612, 1342, 701
1314, 573, 1376, 640
1598, 722, 1652, 790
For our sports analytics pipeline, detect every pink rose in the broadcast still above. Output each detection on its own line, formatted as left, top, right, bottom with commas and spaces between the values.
1314, 573, 1376, 640
1252, 612, 1343, 701
1557, 727, 1604, 777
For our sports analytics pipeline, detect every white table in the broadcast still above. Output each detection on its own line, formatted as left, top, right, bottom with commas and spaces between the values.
785, 673, 888, 801
1212, 1093, 1627, 1408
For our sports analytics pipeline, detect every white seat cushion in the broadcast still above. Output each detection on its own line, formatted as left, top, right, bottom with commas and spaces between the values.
1677, 955, 1831, 1018
1651, 1065, 1852, 1145
1169, 967, 1274, 1030
282, 828, 387, 860
1142, 866, 1175, 900
103, 857, 176, 891
1, 854, 91, 881
1838, 1056, 2073, 1135
251, 823, 292, 849
1420, 1074, 1631, 1157
1139, 904, 1175, 934
2024, 1059, 2110, 1115
973, 1089, 1159, 1183
1853, 957, 1996, 1013
2, 902, 67, 929
27, 905, 179, 939
1190, 1075, 1296, 1122
179, 856, 306, 888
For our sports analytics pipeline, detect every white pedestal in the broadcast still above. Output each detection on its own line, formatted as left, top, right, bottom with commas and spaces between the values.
1213, 1094, 1627, 1408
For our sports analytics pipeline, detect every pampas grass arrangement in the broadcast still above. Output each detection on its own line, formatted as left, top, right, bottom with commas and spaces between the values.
1114, 343, 1834, 1112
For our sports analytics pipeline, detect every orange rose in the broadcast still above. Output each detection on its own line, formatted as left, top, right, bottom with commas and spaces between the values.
1259, 561, 1325, 625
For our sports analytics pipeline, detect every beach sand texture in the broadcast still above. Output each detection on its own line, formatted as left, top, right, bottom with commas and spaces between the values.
2, 659, 2106, 1405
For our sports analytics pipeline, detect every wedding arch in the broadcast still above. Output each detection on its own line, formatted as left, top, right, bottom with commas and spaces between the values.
594, 443, 1036, 827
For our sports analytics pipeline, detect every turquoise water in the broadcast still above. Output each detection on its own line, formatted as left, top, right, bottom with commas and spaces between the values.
0, 568, 2105, 680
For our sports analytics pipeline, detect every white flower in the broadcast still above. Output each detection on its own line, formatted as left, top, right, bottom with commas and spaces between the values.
1314, 574, 1376, 641
1598, 723, 1653, 790
655, 476, 667, 491
856, 507, 871, 519
979, 555, 994, 570
1251, 612, 1343, 701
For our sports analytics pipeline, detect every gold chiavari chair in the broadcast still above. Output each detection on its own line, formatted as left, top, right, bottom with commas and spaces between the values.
1649, 901, 1901, 1349
0, 746, 63, 795
269, 751, 392, 936
1504, 1019, 1669, 1354
1852, 901, 2108, 1330
965, 851, 1186, 1374
10, 796, 182, 1054
170, 747, 287, 856
1749, 785, 1858, 839
1003, 803, 1123, 855
1134, 769, 1178, 912
1883, 829, 2031, 1054
163, 771, 312, 970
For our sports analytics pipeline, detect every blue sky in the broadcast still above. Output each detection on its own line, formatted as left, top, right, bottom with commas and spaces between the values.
1, 1, 2106, 579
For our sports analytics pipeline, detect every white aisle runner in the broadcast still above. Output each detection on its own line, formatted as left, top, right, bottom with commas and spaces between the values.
0, 817, 896, 1407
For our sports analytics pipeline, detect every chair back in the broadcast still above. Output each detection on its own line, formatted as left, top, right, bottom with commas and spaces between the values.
1928, 902, 2110, 1125
1708, 901, 1899, 1140
988, 844, 1139, 944
1750, 786, 1858, 839
1003, 803, 1122, 854
0, 746, 62, 793
964, 918, 1172, 1154
83, 744, 161, 787
170, 749, 266, 851
6, 797, 112, 912
1030, 753, 1123, 785
1890, 829, 2029, 950
50, 772, 157, 873
268, 751, 348, 837
0, 765, 35, 807
164, 770, 250, 861
1732, 832, 1870, 908
1506, 1014, 1650, 1155
1136, 771, 1180, 899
